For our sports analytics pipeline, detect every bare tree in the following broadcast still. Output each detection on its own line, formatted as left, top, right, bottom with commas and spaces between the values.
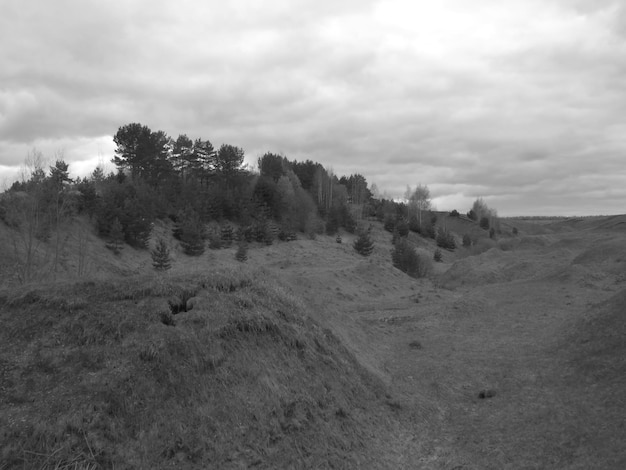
410, 184, 431, 226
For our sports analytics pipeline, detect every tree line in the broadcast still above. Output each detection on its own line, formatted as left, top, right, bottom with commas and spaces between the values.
0, 122, 500, 282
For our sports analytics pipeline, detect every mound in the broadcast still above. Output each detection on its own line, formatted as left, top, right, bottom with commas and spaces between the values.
572, 238, 626, 273
0, 270, 398, 469
516, 234, 554, 249
572, 288, 626, 359
437, 248, 509, 288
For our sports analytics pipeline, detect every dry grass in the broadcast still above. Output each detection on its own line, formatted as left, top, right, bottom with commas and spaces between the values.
1, 215, 625, 468
0, 268, 404, 469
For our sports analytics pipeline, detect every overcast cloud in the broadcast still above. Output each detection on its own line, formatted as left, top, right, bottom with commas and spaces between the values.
1, 0, 625, 215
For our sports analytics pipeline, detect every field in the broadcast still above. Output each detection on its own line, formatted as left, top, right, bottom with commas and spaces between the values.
1, 215, 625, 468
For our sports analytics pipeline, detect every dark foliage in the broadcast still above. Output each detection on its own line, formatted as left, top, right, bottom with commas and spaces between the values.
462, 233, 472, 248
106, 218, 124, 255
391, 238, 430, 278
436, 227, 456, 250
235, 241, 248, 262
151, 238, 172, 271
396, 218, 409, 238
353, 230, 374, 256
178, 209, 205, 256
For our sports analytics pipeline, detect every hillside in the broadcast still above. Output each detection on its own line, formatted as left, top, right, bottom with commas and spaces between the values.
1, 215, 626, 468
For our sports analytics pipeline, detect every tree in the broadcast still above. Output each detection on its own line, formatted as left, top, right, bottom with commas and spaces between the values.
353, 229, 374, 256
258, 152, 285, 182
47, 159, 76, 272
409, 184, 431, 227
215, 144, 245, 177
151, 238, 172, 271
436, 227, 456, 250
392, 238, 431, 278
112, 123, 172, 184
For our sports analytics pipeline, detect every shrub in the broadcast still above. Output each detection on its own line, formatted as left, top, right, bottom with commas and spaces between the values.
353, 230, 374, 256
449, 209, 460, 217
480, 217, 490, 230
392, 238, 431, 278
433, 248, 443, 262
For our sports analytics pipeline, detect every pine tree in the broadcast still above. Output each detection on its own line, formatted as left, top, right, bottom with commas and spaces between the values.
353, 230, 374, 256
151, 238, 172, 271
235, 241, 248, 262
106, 217, 125, 255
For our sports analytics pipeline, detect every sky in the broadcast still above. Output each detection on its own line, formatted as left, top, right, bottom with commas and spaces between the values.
1, 0, 625, 216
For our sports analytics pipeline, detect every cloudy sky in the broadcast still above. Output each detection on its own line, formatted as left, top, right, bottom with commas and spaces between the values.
1, 0, 625, 215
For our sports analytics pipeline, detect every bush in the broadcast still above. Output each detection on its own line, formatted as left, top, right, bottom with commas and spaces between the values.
449, 209, 460, 217
391, 239, 431, 278
480, 217, 490, 230
433, 248, 443, 262
353, 230, 374, 256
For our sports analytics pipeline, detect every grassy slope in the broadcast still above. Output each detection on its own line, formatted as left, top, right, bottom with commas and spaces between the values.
1, 215, 625, 469
0, 270, 410, 469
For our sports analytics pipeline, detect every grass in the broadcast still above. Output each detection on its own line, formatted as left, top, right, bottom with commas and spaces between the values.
2, 217, 625, 468
0, 268, 396, 469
